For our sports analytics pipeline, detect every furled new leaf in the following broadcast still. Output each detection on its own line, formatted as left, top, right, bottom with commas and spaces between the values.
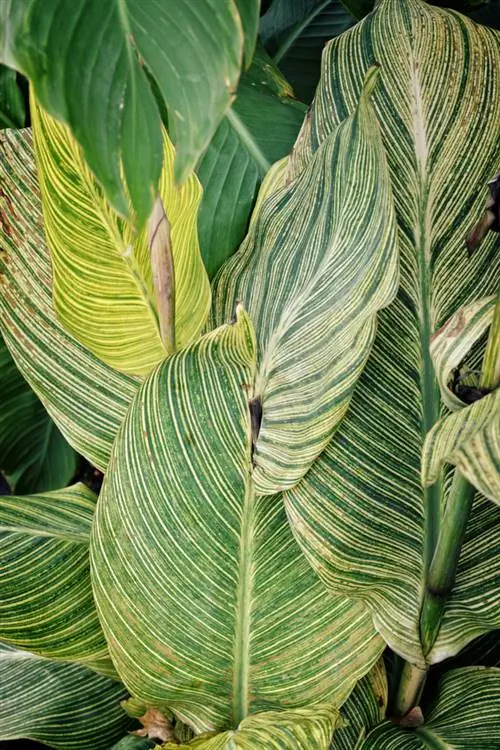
0, 642, 132, 749
0, 128, 139, 471
0, 333, 78, 493
0, 484, 114, 676
197, 47, 306, 279
213, 66, 398, 495
0, 0, 256, 225
91, 308, 383, 734
363, 667, 500, 749
32, 97, 211, 376
285, 0, 500, 667
160, 706, 340, 749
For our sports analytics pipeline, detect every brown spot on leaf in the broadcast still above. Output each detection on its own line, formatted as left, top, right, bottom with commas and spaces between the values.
132, 708, 175, 742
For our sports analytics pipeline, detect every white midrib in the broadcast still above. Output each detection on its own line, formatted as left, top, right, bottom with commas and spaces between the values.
232, 476, 255, 726
410, 54, 441, 566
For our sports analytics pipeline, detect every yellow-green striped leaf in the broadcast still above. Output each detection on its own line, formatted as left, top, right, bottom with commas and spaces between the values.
0, 332, 78, 493
285, 0, 500, 667
331, 660, 387, 750
0, 484, 114, 677
0, 642, 132, 749
32, 97, 211, 377
212, 66, 398, 495
363, 667, 500, 749
91, 307, 383, 734
161, 706, 339, 749
0, 128, 139, 471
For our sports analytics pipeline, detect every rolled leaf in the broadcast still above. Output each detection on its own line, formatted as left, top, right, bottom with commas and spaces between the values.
213, 66, 398, 495
0, 484, 114, 676
32, 97, 211, 376
0, 128, 139, 471
91, 308, 383, 733
0, 0, 256, 224
0, 333, 78, 493
161, 706, 339, 749
0, 642, 132, 749
285, 0, 500, 666
364, 667, 500, 749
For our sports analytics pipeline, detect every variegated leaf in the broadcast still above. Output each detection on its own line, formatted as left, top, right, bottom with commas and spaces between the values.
160, 706, 339, 750
91, 308, 383, 734
32, 96, 211, 377
0, 484, 114, 676
285, 0, 500, 667
212, 66, 398, 494
0, 642, 132, 749
0, 128, 139, 471
331, 660, 387, 749
363, 667, 500, 749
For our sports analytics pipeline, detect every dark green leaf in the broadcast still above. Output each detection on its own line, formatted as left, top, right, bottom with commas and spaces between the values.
0, 66, 25, 129
197, 47, 306, 278
0, 334, 78, 493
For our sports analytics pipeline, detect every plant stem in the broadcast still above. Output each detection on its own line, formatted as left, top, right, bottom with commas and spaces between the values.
393, 661, 427, 718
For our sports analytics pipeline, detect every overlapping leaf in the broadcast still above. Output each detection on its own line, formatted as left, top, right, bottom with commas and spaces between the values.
363, 667, 500, 748
32, 97, 210, 376
197, 47, 306, 279
0, 128, 139, 470
213, 66, 398, 495
0, 64, 25, 129
331, 660, 387, 749
161, 707, 339, 749
0, 0, 256, 225
0, 484, 114, 676
91, 308, 383, 734
0, 642, 132, 749
285, 0, 500, 666
0, 333, 78, 492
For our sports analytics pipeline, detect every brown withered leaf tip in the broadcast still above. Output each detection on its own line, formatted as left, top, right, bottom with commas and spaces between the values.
132, 707, 175, 742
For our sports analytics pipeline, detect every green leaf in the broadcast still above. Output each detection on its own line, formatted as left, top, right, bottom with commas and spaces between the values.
285, 0, 500, 667
331, 660, 387, 749
161, 706, 340, 749
363, 667, 500, 748
91, 308, 383, 733
197, 47, 306, 279
110, 739, 156, 750
0, 484, 115, 676
0, 333, 78, 493
212, 66, 398, 495
0, 642, 132, 749
0, 0, 255, 225
31, 96, 211, 377
0, 128, 139, 471
0, 65, 25, 129
260, 1, 356, 103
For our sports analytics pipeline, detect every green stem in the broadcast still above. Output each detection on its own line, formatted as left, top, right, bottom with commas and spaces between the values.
393, 661, 427, 718
482, 289, 500, 390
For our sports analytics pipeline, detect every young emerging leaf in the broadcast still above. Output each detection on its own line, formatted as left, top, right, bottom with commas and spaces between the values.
160, 706, 339, 749
0, 129, 139, 471
91, 308, 383, 733
213, 66, 399, 495
285, 0, 500, 667
31, 97, 211, 377
0, 484, 114, 676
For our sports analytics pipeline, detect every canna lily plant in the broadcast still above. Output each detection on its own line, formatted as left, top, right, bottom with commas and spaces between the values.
0, 1, 499, 748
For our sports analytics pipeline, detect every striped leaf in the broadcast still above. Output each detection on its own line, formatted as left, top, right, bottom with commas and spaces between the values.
285, 0, 500, 667
0, 0, 255, 225
363, 667, 500, 749
160, 706, 339, 749
32, 96, 211, 377
0, 333, 78, 493
0, 642, 132, 750
0, 128, 139, 471
331, 660, 387, 750
91, 307, 383, 734
212, 66, 398, 495
0, 484, 114, 676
